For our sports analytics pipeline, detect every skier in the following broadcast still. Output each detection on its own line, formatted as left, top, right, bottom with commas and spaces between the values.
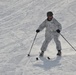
36, 11, 62, 57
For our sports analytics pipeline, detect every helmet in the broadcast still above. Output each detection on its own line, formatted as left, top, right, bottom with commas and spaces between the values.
47, 11, 53, 16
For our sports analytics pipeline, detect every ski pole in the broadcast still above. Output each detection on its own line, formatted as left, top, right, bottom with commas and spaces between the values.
60, 33, 76, 51
28, 33, 38, 56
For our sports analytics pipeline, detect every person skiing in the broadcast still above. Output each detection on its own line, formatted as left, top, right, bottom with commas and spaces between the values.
36, 11, 62, 56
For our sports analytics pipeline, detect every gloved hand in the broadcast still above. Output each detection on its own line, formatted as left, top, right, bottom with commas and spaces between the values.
36, 29, 40, 33
56, 29, 60, 33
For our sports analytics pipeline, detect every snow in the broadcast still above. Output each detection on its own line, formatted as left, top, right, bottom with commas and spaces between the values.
0, 0, 76, 75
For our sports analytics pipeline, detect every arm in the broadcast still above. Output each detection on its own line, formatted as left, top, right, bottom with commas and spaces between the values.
58, 22, 62, 31
36, 20, 46, 33
56, 20, 62, 33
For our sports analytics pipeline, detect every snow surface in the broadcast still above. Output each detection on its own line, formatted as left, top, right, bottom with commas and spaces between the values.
0, 0, 76, 75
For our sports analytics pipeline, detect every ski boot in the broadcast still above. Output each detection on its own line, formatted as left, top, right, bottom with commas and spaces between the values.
39, 51, 44, 57
57, 50, 61, 56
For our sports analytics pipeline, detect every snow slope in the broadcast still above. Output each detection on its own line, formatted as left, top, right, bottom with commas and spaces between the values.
0, 0, 76, 75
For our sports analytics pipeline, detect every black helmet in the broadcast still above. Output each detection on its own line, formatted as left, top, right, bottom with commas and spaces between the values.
47, 11, 53, 16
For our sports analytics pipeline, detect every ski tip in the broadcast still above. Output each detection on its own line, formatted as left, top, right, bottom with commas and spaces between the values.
47, 57, 50, 60
27, 54, 30, 57
36, 57, 39, 60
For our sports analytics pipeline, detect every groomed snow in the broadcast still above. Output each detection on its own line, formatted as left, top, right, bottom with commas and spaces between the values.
0, 0, 76, 75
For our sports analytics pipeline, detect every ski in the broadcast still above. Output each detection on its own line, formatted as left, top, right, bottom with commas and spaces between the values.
36, 56, 50, 61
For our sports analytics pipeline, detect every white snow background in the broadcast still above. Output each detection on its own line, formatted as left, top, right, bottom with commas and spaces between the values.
0, 0, 76, 75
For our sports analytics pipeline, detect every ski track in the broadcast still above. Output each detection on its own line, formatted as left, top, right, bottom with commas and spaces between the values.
0, 0, 61, 31
0, 0, 76, 75
0, 0, 35, 20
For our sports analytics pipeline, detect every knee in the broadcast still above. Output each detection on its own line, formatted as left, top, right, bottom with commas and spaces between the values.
44, 39, 51, 44
54, 39, 60, 43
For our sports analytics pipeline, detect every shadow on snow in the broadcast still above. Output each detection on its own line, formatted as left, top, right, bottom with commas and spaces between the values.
33, 56, 61, 71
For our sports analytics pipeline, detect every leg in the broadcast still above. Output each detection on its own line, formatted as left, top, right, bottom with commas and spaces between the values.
54, 35, 62, 51
41, 37, 52, 52
40, 36, 52, 57
54, 35, 62, 56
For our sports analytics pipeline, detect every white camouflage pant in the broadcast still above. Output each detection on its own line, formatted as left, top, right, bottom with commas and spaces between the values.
41, 33, 62, 51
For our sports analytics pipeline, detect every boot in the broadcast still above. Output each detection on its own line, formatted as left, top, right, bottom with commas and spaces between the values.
39, 51, 44, 57
57, 50, 61, 56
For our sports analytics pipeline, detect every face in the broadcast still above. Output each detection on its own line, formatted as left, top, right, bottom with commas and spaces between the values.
47, 16, 53, 21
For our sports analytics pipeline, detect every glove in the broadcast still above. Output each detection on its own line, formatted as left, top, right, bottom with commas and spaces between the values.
36, 29, 40, 33
56, 29, 60, 33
